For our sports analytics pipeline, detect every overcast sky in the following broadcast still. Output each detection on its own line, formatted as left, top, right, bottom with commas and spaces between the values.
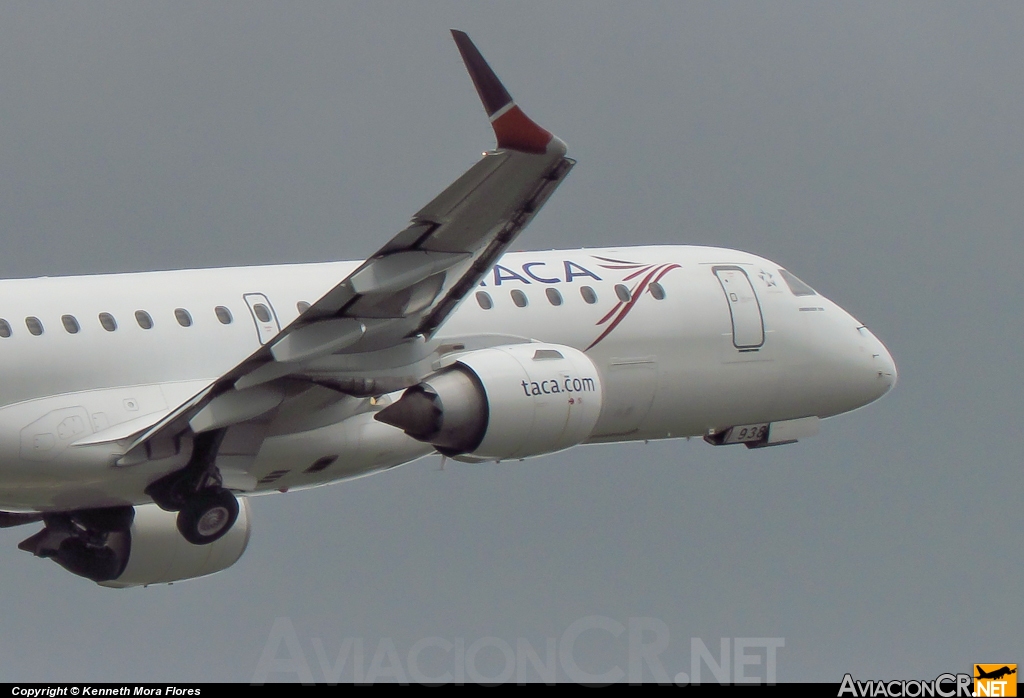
0, 2, 1019, 683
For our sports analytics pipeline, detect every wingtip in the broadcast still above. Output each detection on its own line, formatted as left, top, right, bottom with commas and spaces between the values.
450, 31, 554, 155
450, 30, 512, 118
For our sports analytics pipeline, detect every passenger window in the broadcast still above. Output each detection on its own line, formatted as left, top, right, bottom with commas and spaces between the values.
135, 311, 154, 330
614, 284, 631, 303
475, 291, 493, 310
580, 286, 598, 304
253, 303, 273, 323
215, 306, 233, 325
510, 289, 528, 308
99, 313, 117, 332
61, 315, 80, 334
25, 317, 44, 336
296, 301, 311, 314
649, 282, 666, 300
778, 269, 817, 297
545, 288, 563, 306
0, 319, 11, 338
175, 308, 193, 327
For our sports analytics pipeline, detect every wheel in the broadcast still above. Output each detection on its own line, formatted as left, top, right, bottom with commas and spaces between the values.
176, 489, 239, 545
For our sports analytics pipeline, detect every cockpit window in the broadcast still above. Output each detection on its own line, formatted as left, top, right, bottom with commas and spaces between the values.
778, 269, 816, 297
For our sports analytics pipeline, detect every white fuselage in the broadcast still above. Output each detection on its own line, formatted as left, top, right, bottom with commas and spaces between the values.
0, 245, 895, 512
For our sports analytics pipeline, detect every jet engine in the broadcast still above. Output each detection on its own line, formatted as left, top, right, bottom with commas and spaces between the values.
375, 343, 603, 460
18, 500, 251, 587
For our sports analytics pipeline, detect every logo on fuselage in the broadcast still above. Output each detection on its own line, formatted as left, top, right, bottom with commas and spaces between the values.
480, 259, 602, 286
482, 255, 681, 350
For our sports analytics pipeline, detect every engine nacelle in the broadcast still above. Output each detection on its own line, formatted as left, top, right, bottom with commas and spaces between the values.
376, 343, 603, 460
21, 500, 251, 587
103, 499, 252, 588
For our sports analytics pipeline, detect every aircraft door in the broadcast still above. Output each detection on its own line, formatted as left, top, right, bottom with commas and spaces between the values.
713, 266, 765, 349
243, 293, 282, 345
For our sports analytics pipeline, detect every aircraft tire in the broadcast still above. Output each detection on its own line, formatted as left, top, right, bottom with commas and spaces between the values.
176, 489, 239, 545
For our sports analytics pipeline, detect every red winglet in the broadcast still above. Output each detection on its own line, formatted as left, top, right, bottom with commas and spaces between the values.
451, 30, 553, 154
489, 104, 553, 154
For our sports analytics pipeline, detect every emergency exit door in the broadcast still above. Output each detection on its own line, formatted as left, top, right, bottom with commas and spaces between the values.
243, 293, 281, 345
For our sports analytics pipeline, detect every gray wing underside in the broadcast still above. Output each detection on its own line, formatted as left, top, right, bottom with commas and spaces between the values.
113, 33, 574, 485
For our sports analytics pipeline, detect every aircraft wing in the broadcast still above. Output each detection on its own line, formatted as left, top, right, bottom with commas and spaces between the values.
115, 32, 574, 484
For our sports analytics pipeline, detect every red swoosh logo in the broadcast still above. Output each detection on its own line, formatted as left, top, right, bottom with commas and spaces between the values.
586, 261, 681, 350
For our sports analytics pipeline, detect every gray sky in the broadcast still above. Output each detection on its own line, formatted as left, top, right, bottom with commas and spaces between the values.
0, 1, 1019, 683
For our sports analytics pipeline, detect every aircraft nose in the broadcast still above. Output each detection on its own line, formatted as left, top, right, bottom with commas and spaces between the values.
819, 323, 897, 416
863, 326, 897, 397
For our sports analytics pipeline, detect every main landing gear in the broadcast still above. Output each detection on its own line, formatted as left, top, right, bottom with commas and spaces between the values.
175, 488, 240, 545
145, 431, 240, 546
148, 475, 240, 546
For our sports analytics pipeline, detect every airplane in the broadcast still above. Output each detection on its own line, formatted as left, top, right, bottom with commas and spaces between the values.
0, 31, 895, 587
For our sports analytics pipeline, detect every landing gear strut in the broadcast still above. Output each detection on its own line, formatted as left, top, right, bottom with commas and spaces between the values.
145, 431, 240, 546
